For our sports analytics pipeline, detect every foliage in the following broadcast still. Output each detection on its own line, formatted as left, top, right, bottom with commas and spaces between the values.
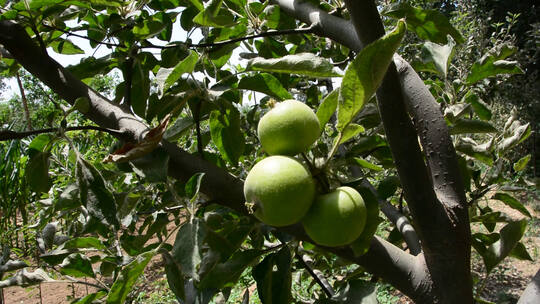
0, 0, 536, 303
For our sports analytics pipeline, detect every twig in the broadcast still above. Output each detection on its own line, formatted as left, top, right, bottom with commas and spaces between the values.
43, 23, 315, 50
0, 126, 125, 141
297, 252, 335, 298
122, 49, 136, 111
16, 72, 33, 131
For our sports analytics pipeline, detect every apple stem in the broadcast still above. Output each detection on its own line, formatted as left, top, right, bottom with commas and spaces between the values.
301, 152, 331, 193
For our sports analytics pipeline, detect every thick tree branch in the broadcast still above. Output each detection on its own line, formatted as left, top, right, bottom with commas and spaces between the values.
343, 1, 472, 302
518, 267, 540, 304
359, 179, 422, 255
0, 19, 419, 298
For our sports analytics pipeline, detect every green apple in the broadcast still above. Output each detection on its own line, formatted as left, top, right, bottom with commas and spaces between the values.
258, 100, 320, 156
302, 186, 367, 247
244, 156, 315, 227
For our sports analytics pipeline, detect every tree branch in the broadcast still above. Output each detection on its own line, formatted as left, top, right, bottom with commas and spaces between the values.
343, 1, 472, 302
0, 126, 125, 141
359, 179, 422, 255
518, 267, 540, 304
16, 72, 33, 131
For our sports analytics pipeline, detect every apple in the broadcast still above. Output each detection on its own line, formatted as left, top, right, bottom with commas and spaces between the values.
244, 156, 315, 227
302, 186, 367, 247
258, 100, 320, 156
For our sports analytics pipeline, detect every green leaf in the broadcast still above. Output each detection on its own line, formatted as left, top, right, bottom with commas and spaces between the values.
164, 115, 195, 141
449, 119, 497, 135
133, 18, 168, 39
28, 133, 53, 155
321, 280, 377, 304
161, 250, 185, 301
171, 219, 206, 280
49, 38, 84, 55
63, 237, 107, 251
462, 91, 491, 121
107, 250, 155, 304
337, 20, 406, 131
481, 220, 528, 273
383, 3, 464, 44
238, 73, 292, 100
67, 55, 115, 80
419, 39, 455, 78
492, 192, 532, 218
192, 0, 235, 27
130, 62, 150, 118
316, 89, 338, 130
73, 97, 90, 114
377, 176, 400, 200
71, 291, 107, 304
59, 253, 95, 278
338, 124, 365, 145
498, 123, 531, 153
26, 152, 51, 193
513, 154, 531, 172
353, 157, 383, 172
76, 156, 119, 228
209, 106, 245, 165
348, 135, 388, 156
350, 186, 381, 257
246, 53, 341, 78
253, 246, 292, 304
199, 249, 264, 289
466, 44, 523, 84
130, 147, 170, 183
156, 50, 199, 96
185, 173, 205, 203
509, 242, 533, 261
455, 140, 493, 166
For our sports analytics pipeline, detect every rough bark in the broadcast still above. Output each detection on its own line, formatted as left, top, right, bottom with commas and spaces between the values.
518, 268, 540, 304
344, 1, 472, 302
0, 18, 419, 297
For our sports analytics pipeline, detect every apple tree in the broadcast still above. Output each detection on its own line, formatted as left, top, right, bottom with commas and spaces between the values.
0, 0, 537, 303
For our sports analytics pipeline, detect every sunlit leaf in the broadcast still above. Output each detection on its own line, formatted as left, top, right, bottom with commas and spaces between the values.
383, 3, 464, 44
156, 50, 199, 96
492, 192, 532, 218
466, 44, 523, 84
246, 53, 341, 78
337, 20, 406, 131
353, 158, 383, 172
481, 220, 527, 273
316, 89, 338, 130
513, 154, 531, 172
49, 38, 84, 55
107, 250, 155, 304
418, 39, 455, 78
238, 73, 292, 100
59, 253, 94, 278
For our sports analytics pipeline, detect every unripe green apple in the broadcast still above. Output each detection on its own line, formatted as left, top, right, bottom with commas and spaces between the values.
244, 156, 315, 227
258, 100, 320, 156
302, 186, 367, 247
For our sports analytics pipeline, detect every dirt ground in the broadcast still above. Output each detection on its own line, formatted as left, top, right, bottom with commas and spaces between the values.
2, 196, 538, 304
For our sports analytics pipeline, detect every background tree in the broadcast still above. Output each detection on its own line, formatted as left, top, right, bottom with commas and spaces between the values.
0, 0, 537, 303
